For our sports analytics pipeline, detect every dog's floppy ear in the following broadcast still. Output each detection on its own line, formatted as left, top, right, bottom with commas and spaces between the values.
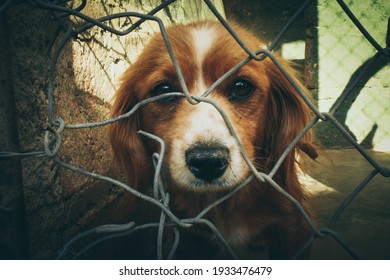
263, 58, 317, 170
109, 66, 153, 207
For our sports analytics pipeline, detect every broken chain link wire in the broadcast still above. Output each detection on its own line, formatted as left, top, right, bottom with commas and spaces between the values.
1, 0, 389, 259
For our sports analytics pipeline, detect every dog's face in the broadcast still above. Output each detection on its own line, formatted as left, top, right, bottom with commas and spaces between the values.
110, 21, 313, 194
139, 23, 270, 191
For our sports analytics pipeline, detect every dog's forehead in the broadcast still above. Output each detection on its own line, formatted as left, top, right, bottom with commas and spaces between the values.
143, 22, 270, 95
189, 23, 219, 66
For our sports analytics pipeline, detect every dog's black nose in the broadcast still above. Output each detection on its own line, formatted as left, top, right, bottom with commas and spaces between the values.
185, 143, 230, 182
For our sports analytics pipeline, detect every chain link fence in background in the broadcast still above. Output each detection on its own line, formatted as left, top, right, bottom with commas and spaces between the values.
0, 0, 389, 259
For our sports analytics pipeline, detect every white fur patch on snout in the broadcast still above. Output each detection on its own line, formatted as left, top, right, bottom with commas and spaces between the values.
169, 101, 248, 190
167, 23, 249, 191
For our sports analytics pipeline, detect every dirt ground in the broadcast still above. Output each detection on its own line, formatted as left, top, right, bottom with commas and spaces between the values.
301, 149, 390, 259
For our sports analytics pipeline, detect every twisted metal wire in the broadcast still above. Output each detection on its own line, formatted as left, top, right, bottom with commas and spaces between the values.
0, 0, 389, 260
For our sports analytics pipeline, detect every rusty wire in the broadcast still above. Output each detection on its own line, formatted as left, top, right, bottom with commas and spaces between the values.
0, 0, 389, 260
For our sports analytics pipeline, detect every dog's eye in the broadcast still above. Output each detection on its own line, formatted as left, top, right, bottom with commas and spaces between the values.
229, 79, 254, 101
151, 82, 180, 104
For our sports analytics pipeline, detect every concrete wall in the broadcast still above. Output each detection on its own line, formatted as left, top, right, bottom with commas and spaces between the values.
315, 0, 389, 151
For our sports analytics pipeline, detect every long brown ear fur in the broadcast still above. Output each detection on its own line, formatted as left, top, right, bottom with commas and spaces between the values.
263, 57, 317, 189
109, 66, 153, 208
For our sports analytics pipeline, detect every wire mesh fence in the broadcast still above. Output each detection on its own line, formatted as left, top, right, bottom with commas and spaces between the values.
0, 0, 389, 259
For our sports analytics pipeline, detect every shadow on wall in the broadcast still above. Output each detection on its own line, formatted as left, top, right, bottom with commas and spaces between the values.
315, 55, 389, 149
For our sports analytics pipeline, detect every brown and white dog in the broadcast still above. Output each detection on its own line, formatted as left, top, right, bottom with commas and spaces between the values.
109, 21, 317, 259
